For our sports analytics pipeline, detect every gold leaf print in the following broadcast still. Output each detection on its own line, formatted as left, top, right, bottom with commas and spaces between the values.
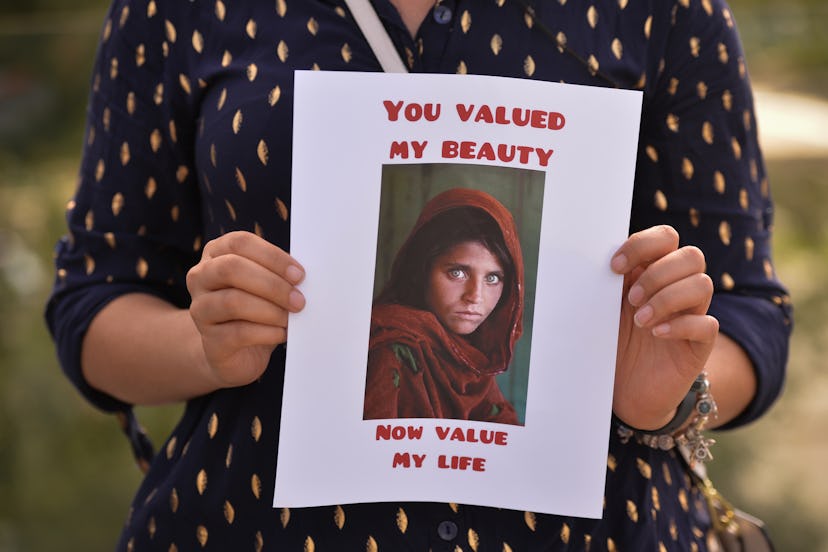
209, 144, 218, 167
712, 171, 726, 194
745, 236, 755, 260
743, 109, 753, 132
126, 538, 134, 552
607, 454, 617, 472
652, 487, 661, 511
720, 272, 736, 288
524, 511, 537, 531
584, 535, 592, 550
341, 43, 352, 63
457, 60, 468, 74
719, 221, 732, 245
587, 6, 598, 28
689, 207, 699, 227
662, 462, 673, 486
449, 503, 459, 513
608, 537, 617, 552
192, 30, 204, 53
611, 38, 623, 60
764, 259, 774, 279
225, 443, 233, 467
585, 55, 600, 76
740, 187, 749, 210
85, 209, 94, 231
246, 19, 258, 39
137, 257, 149, 278
330, 505, 345, 529
95, 159, 106, 181
689, 36, 700, 57
216, 89, 227, 112
503, 544, 513, 552
524, 11, 533, 28
119, 5, 130, 27
561, 523, 570, 543
697, 80, 708, 99
718, 42, 729, 64
335, 6, 346, 17
251, 416, 262, 441
701, 121, 714, 144
461, 10, 472, 34
102, 18, 112, 42
277, 40, 289, 62
110, 57, 119, 80
761, 176, 769, 198
468, 528, 480, 551
257, 140, 269, 165
667, 77, 679, 96
307, 17, 319, 35
497, 0, 505, 6
666, 113, 679, 132
490, 34, 503, 55
255, 533, 264, 552
224, 500, 235, 524
196, 525, 208, 547
276, 0, 287, 17
154, 83, 164, 105
304, 536, 315, 552
126, 91, 137, 115
660, 543, 669, 552
251, 473, 262, 499
366, 536, 378, 552
225, 199, 237, 221
235, 168, 247, 192
85, 255, 95, 275
636, 457, 653, 479
166, 436, 177, 459
681, 157, 694, 180
618, 0, 628, 7
247, 63, 258, 81
196, 469, 208, 495
523, 55, 535, 77
181, 439, 191, 456
120, 142, 131, 165
722, 89, 733, 111
731, 137, 742, 160
87, 126, 96, 146
654, 190, 668, 211
702, 0, 713, 15
169, 487, 179, 512
396, 507, 408, 533
280, 508, 290, 528
112, 192, 125, 215
276, 197, 289, 221
147, 516, 156, 538
678, 488, 689, 511
679, 0, 689, 7
105, 232, 116, 248
269, 85, 282, 106
208, 412, 218, 438
645, 145, 658, 162
215, 0, 226, 21
169, 120, 178, 143
179, 74, 192, 95
165, 20, 177, 43
58, 268, 67, 281
176, 165, 189, 183
626, 500, 639, 522
150, 129, 162, 152
723, 9, 734, 28
146, 177, 157, 199
221, 50, 232, 68
644, 15, 652, 39
233, 109, 243, 134
147, 1, 157, 17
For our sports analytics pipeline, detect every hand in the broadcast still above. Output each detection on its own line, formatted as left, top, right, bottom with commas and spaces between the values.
610, 225, 719, 430
186, 231, 306, 389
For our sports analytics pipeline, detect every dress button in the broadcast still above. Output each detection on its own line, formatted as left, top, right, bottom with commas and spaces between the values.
433, 4, 453, 24
437, 520, 459, 541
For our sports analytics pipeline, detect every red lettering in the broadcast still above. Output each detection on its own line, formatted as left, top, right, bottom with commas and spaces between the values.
530, 110, 548, 129
474, 105, 494, 124
548, 111, 566, 130
410, 140, 428, 158
376, 424, 424, 440
404, 103, 422, 121
455, 103, 474, 122
388, 141, 410, 159
437, 455, 487, 472
441, 141, 459, 159
383, 100, 403, 121
535, 148, 554, 167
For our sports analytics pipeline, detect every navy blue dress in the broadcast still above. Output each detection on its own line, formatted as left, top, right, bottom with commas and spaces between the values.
47, 0, 791, 550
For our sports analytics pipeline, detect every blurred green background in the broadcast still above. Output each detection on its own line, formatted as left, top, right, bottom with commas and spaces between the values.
1, 1, 826, 550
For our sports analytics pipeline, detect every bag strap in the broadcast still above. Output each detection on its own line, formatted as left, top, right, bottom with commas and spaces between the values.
344, 0, 409, 73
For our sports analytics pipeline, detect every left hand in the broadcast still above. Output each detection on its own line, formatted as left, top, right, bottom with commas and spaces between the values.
610, 225, 719, 430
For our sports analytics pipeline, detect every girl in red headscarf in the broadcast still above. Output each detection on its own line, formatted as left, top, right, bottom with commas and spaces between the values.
364, 188, 524, 425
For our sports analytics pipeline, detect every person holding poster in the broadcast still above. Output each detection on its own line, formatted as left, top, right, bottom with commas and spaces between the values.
364, 188, 523, 424
46, 0, 791, 550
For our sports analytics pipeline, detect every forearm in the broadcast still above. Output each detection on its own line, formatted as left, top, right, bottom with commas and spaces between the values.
705, 332, 756, 429
81, 293, 217, 405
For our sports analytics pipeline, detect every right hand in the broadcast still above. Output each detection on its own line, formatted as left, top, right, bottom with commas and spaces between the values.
186, 231, 305, 389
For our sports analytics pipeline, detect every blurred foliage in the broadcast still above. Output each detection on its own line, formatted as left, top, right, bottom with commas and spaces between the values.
1, 0, 827, 550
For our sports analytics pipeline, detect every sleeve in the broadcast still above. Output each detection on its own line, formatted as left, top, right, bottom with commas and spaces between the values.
631, 0, 792, 428
45, 0, 203, 412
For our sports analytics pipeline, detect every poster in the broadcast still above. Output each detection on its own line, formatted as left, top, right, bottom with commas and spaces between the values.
274, 71, 642, 518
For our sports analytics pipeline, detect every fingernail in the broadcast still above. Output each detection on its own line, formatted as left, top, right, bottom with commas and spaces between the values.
634, 305, 653, 327
611, 253, 627, 273
286, 265, 304, 284
652, 323, 671, 336
628, 284, 645, 306
289, 289, 305, 310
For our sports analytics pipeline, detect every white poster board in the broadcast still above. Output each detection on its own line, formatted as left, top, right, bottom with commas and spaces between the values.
275, 71, 642, 518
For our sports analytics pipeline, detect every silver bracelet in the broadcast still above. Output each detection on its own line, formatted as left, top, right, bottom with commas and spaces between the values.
616, 372, 718, 466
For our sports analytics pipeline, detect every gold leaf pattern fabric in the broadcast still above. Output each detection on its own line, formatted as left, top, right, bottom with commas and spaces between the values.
45, 0, 791, 551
